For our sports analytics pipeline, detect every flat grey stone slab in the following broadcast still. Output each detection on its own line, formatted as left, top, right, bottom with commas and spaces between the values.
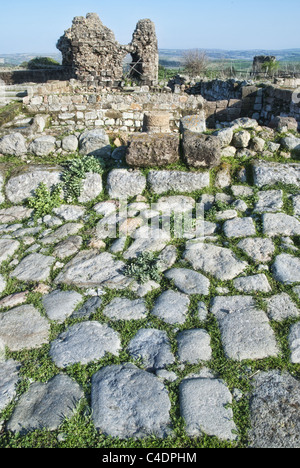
177, 329, 212, 364
233, 274, 272, 293
52, 235, 83, 259
164, 268, 210, 295
0, 359, 21, 411
147, 170, 210, 195
10, 253, 55, 282
253, 161, 300, 188
272, 254, 300, 284
78, 173, 103, 203
128, 329, 175, 371
53, 205, 85, 221
123, 226, 170, 260
91, 363, 172, 439
248, 371, 300, 448
289, 322, 300, 363
179, 374, 237, 441
254, 190, 283, 213
42, 289, 83, 323
266, 293, 300, 321
40, 223, 83, 245
50, 321, 121, 368
151, 290, 190, 325
262, 213, 300, 237
211, 296, 278, 361
55, 250, 135, 290
107, 169, 146, 199
237, 237, 275, 263
0, 206, 33, 223
7, 374, 84, 434
103, 297, 147, 321
184, 242, 248, 281
5, 166, 62, 204
0, 239, 20, 264
0, 305, 50, 351
223, 217, 256, 238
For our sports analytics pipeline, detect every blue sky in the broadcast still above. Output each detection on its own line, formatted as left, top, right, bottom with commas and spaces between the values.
0, 0, 299, 53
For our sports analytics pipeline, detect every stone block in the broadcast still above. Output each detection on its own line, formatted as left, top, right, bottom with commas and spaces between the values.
182, 130, 221, 169
126, 133, 180, 168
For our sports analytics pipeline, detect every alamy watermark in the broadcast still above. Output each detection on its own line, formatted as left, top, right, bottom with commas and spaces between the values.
0, 79, 7, 106
292, 87, 300, 105
98, 199, 206, 240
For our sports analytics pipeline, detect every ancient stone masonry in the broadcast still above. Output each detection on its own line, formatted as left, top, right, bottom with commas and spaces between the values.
57, 13, 159, 87
252, 55, 277, 74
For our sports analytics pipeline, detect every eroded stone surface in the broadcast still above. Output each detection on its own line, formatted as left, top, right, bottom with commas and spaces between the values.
128, 329, 175, 371
7, 374, 84, 434
0, 305, 50, 351
50, 322, 121, 368
91, 364, 172, 439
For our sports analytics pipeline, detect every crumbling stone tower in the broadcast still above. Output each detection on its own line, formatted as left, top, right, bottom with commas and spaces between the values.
57, 13, 159, 87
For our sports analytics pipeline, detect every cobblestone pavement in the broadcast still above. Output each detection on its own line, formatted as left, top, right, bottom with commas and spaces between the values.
0, 157, 300, 448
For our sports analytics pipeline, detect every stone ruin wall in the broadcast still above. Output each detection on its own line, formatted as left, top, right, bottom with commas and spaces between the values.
57, 13, 159, 88
22, 78, 300, 134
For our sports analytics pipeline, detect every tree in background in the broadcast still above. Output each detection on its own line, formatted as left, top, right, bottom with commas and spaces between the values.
20, 57, 61, 69
182, 49, 209, 77
261, 60, 280, 77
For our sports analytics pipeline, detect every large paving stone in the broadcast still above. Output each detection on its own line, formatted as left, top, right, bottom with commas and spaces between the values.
177, 329, 212, 364
55, 250, 135, 290
211, 296, 279, 361
237, 237, 275, 263
0, 206, 33, 223
0, 305, 50, 351
184, 242, 248, 281
272, 254, 300, 284
42, 289, 83, 323
102, 297, 147, 321
5, 166, 62, 204
179, 373, 237, 440
253, 161, 300, 187
123, 226, 170, 260
52, 235, 83, 259
91, 363, 172, 439
254, 190, 283, 213
7, 374, 84, 434
151, 290, 190, 325
147, 170, 210, 195
78, 173, 103, 203
164, 268, 210, 295
10, 253, 55, 282
128, 329, 175, 371
248, 371, 300, 448
107, 169, 146, 199
233, 274, 272, 293
262, 213, 300, 237
0, 359, 21, 411
266, 293, 300, 321
50, 322, 121, 368
223, 217, 256, 238
40, 222, 83, 246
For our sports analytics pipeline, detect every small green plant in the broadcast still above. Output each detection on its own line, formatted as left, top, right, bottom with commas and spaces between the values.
62, 156, 105, 202
27, 183, 63, 219
124, 251, 161, 284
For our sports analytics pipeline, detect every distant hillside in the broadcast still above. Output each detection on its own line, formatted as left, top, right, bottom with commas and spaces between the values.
1, 49, 300, 69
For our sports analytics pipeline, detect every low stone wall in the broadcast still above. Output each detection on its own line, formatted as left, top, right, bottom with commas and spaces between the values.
8, 77, 300, 133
